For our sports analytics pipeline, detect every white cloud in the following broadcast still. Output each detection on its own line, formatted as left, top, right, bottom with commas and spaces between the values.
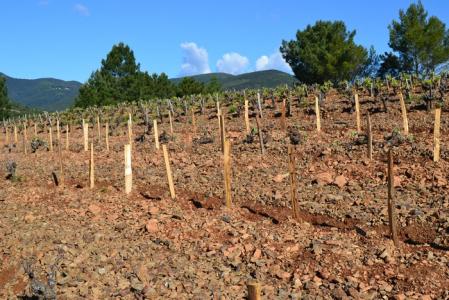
74, 3, 90, 16
256, 51, 292, 73
179, 42, 211, 76
216, 52, 249, 75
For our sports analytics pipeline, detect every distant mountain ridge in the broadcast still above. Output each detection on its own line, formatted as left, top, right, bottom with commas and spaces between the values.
170, 70, 298, 90
0, 72, 81, 111
1, 69, 298, 111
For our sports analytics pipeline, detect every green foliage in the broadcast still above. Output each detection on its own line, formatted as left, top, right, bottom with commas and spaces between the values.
141, 72, 176, 99
389, 1, 449, 75
204, 76, 222, 94
0, 79, 30, 119
228, 104, 237, 114
171, 70, 297, 90
175, 76, 222, 97
75, 43, 178, 108
319, 81, 333, 96
358, 46, 380, 78
378, 52, 402, 77
0, 76, 11, 119
74, 42, 225, 108
176, 77, 205, 97
75, 43, 141, 107
280, 20, 369, 84
0, 72, 81, 111
363, 78, 373, 90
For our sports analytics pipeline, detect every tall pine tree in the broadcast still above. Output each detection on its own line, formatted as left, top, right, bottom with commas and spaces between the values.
0, 76, 11, 119
389, 1, 449, 75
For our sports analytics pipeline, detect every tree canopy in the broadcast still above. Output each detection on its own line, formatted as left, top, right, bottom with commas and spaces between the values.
388, 1, 449, 76
280, 20, 369, 84
0, 76, 11, 119
176, 76, 221, 97
74, 42, 221, 108
377, 52, 403, 78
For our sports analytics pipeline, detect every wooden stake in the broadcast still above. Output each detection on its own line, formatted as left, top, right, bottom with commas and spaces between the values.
223, 139, 232, 208
387, 149, 399, 247
191, 108, 197, 133
153, 119, 160, 150
124, 144, 132, 194
398, 93, 409, 136
128, 114, 133, 146
34, 123, 37, 137
315, 96, 321, 132
65, 124, 69, 151
355, 93, 361, 132
219, 114, 226, 153
14, 125, 18, 144
49, 126, 53, 152
257, 92, 263, 118
244, 99, 250, 134
23, 123, 28, 155
105, 122, 110, 152
162, 144, 176, 200
6, 127, 9, 145
168, 110, 174, 136
288, 145, 299, 219
247, 281, 261, 300
281, 98, 286, 131
56, 119, 60, 142
96, 115, 101, 142
255, 115, 265, 155
58, 138, 64, 186
89, 142, 94, 189
185, 132, 192, 153
367, 113, 373, 160
434, 108, 441, 162
83, 122, 89, 151
217, 108, 222, 141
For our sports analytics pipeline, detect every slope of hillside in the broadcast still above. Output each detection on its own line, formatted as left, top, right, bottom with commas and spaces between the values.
1, 73, 81, 111
170, 72, 234, 85
171, 70, 298, 90
1, 69, 298, 111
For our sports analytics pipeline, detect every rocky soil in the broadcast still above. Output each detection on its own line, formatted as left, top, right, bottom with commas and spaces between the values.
1, 93, 449, 299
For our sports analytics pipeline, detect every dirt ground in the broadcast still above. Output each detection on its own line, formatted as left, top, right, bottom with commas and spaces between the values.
1, 93, 449, 299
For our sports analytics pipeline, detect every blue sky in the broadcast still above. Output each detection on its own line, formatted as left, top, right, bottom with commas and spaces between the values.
1, 1, 448, 82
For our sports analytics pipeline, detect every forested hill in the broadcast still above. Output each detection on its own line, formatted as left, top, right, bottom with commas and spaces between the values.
1, 69, 297, 111
0, 72, 81, 111
171, 70, 298, 90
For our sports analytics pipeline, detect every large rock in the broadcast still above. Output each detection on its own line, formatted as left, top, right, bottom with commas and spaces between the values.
314, 172, 334, 185
145, 219, 159, 233
334, 175, 348, 188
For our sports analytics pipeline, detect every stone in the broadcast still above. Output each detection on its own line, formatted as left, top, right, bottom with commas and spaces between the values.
149, 206, 159, 215
88, 204, 101, 215
273, 173, 289, 183
24, 213, 36, 223
378, 248, 393, 263
135, 265, 150, 284
145, 219, 159, 233
393, 176, 402, 187
130, 277, 144, 292
98, 267, 106, 275
332, 287, 348, 300
314, 172, 333, 185
334, 175, 348, 188
252, 249, 262, 260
